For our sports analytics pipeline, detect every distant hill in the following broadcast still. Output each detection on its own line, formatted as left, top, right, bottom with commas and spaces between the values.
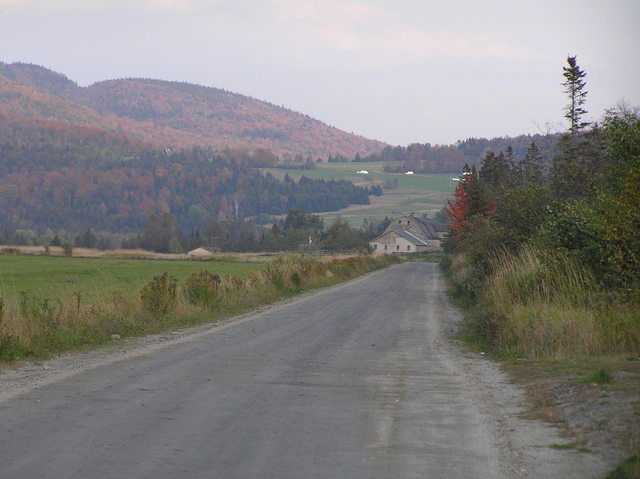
0, 61, 79, 98
0, 72, 210, 148
0, 62, 386, 158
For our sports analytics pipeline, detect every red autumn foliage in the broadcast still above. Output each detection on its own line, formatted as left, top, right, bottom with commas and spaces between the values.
446, 175, 496, 232
446, 180, 471, 232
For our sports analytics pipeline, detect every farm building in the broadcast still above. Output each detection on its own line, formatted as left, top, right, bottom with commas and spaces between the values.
187, 246, 221, 257
369, 214, 447, 253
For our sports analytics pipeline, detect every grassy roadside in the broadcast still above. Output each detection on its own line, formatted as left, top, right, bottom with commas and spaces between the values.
451, 325, 640, 478
442, 249, 640, 477
0, 253, 402, 363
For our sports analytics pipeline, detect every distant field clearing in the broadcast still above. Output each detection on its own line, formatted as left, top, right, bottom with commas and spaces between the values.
261, 162, 455, 225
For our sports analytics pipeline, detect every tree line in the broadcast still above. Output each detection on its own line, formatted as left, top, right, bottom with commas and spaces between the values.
0, 209, 391, 254
328, 132, 560, 174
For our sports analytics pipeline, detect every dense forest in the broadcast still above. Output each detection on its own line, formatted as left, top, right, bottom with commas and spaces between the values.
0, 112, 377, 236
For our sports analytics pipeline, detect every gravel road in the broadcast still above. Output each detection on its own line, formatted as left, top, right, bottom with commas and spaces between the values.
0, 262, 608, 478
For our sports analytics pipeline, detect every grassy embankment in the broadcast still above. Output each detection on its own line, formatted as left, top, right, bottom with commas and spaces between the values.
446, 248, 639, 360
0, 252, 401, 362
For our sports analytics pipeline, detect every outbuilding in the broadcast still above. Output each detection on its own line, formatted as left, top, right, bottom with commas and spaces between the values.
187, 246, 220, 257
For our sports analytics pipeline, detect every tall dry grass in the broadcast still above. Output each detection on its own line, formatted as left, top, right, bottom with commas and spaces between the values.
481, 248, 640, 359
486, 248, 598, 311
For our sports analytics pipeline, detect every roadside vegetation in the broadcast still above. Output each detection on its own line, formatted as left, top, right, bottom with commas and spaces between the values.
444, 56, 639, 360
442, 56, 640, 472
0, 253, 401, 362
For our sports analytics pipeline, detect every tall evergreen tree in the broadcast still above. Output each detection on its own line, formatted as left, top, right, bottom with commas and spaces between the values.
563, 55, 590, 134
479, 150, 513, 191
518, 142, 545, 185
504, 146, 515, 169
552, 55, 604, 200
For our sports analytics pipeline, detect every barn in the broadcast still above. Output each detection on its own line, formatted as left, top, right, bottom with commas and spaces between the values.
369, 214, 446, 253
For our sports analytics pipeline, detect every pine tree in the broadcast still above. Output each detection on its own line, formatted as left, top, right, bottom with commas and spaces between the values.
504, 146, 517, 184
563, 55, 590, 134
504, 146, 515, 168
552, 56, 603, 199
518, 142, 545, 185
479, 150, 513, 191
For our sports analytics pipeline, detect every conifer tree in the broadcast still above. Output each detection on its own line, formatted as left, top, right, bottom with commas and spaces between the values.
552, 55, 603, 199
563, 55, 590, 134
479, 150, 513, 191
518, 142, 545, 185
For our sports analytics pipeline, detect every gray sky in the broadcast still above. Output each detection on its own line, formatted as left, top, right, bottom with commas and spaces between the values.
1, 0, 639, 146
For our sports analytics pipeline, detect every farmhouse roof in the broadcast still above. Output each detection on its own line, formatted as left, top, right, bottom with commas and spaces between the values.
420, 217, 448, 233
392, 228, 429, 246
378, 214, 448, 241
403, 215, 440, 241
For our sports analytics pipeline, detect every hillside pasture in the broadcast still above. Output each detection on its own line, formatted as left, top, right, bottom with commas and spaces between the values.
261, 162, 455, 225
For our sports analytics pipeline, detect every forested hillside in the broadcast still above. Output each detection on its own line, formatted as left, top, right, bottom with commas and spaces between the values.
0, 62, 386, 246
0, 62, 386, 158
0, 112, 375, 234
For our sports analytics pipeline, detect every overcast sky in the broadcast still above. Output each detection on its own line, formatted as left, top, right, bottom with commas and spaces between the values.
1, 0, 639, 146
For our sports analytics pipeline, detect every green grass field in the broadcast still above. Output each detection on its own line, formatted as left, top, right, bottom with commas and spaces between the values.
261, 162, 456, 226
0, 255, 263, 305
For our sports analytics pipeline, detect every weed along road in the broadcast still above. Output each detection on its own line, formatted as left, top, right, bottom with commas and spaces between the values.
0, 262, 604, 478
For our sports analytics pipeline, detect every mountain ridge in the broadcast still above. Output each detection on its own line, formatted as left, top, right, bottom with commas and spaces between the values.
0, 62, 386, 158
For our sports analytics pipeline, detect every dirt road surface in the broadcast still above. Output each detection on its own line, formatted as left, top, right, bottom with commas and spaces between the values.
0, 263, 607, 478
